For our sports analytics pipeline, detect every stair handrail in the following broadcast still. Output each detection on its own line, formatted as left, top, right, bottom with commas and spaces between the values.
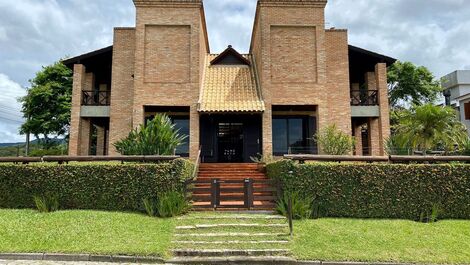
191, 146, 202, 180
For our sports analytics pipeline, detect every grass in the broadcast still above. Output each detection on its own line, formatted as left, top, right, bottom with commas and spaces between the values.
292, 218, 470, 264
0, 209, 175, 258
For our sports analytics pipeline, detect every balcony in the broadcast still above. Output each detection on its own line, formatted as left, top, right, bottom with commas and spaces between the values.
350, 90, 380, 118
80, 91, 111, 118
350, 90, 378, 106
82, 90, 110, 106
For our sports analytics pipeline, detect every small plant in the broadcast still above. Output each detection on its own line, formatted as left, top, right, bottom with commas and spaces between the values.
157, 191, 191, 218
142, 198, 157, 217
33, 194, 59, 213
114, 113, 187, 155
250, 153, 275, 164
276, 191, 313, 220
315, 124, 355, 155
419, 203, 442, 223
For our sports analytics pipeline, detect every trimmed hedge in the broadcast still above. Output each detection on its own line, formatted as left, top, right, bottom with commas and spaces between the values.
0, 159, 193, 211
267, 160, 470, 219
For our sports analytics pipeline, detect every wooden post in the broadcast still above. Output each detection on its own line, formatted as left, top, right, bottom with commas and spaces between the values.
244, 178, 254, 209
288, 194, 293, 237
211, 179, 220, 209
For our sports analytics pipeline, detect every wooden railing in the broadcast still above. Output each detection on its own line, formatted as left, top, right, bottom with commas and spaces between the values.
350, 90, 379, 106
82, 90, 111, 106
0, 155, 180, 164
284, 154, 470, 163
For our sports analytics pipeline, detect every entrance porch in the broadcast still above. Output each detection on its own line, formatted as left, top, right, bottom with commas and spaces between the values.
200, 114, 262, 163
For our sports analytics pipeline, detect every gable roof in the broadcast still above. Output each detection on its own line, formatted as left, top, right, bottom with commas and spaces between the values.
199, 53, 264, 113
210, 45, 251, 66
62, 46, 113, 69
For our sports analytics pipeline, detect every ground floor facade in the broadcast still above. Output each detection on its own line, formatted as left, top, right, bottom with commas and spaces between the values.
69, 104, 388, 162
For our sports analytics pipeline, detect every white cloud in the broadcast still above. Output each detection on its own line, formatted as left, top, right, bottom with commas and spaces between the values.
0, 73, 26, 143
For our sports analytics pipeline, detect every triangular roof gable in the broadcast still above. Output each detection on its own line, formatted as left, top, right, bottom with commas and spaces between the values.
210, 45, 251, 66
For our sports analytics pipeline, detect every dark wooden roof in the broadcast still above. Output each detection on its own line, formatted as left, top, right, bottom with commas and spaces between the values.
62, 46, 113, 71
210, 45, 251, 66
348, 45, 397, 84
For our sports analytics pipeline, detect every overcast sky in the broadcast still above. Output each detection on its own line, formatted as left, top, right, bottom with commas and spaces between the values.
0, 0, 469, 143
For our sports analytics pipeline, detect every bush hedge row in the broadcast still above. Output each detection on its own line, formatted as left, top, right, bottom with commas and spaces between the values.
267, 160, 470, 219
0, 158, 194, 211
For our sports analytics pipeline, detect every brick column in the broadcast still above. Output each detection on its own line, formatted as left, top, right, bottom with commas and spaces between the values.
189, 105, 200, 161
262, 104, 273, 156
365, 71, 377, 90
69, 64, 86, 156
354, 123, 363, 156
79, 119, 91, 156
369, 118, 381, 156
376, 63, 391, 155
96, 126, 106, 156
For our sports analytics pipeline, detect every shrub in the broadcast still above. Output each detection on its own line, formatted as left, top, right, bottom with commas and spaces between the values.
250, 153, 275, 164
142, 198, 157, 217
114, 113, 187, 155
315, 125, 355, 155
156, 191, 191, 218
267, 160, 470, 219
276, 191, 313, 220
33, 194, 59, 213
0, 158, 194, 212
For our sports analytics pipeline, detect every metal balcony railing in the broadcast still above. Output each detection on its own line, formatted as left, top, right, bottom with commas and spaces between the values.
350, 90, 379, 106
82, 91, 110, 106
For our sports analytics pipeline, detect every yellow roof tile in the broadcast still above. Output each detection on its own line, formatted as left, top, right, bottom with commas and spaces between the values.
198, 54, 265, 113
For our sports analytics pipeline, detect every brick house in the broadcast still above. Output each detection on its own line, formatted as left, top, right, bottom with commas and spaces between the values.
64, 0, 396, 162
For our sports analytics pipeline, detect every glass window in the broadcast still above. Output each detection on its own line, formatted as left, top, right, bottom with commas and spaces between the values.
273, 119, 288, 154
272, 116, 316, 155
172, 118, 190, 156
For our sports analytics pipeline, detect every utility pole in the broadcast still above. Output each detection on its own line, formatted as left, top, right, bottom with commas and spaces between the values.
25, 132, 30, 157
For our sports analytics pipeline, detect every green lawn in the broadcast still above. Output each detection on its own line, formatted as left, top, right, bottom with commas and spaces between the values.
0, 209, 174, 258
292, 218, 470, 264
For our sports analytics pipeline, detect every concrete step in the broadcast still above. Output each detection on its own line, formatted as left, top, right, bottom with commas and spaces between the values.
167, 255, 296, 264
176, 223, 287, 230
177, 215, 284, 220
173, 232, 288, 237
171, 249, 290, 257
173, 240, 289, 244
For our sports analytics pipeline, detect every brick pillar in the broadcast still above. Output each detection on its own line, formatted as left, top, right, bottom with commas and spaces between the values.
262, 104, 273, 156
189, 105, 200, 161
317, 104, 329, 154
376, 63, 391, 154
365, 71, 376, 90
79, 118, 91, 156
369, 117, 381, 156
69, 64, 86, 156
354, 123, 363, 156
96, 125, 106, 156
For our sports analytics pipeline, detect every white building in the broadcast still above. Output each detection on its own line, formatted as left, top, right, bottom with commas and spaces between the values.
442, 70, 470, 136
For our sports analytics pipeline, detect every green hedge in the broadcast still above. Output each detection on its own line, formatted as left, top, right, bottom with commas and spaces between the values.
267, 160, 470, 219
0, 159, 193, 211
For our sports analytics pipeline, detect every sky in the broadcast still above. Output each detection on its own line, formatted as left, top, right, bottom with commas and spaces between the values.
0, 0, 470, 143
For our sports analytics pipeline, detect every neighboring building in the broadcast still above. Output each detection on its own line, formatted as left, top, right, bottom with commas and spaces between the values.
63, 0, 396, 162
442, 70, 470, 136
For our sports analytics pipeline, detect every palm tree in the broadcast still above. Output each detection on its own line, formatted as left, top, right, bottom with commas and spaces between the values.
394, 104, 468, 155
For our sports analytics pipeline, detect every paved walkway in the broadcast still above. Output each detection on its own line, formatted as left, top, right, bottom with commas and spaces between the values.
0, 261, 149, 265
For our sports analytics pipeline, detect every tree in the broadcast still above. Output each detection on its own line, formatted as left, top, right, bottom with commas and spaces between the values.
393, 104, 468, 155
387, 61, 442, 108
114, 113, 187, 155
315, 125, 355, 155
19, 61, 73, 145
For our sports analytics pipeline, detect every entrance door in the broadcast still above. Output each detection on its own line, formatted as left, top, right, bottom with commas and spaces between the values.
218, 123, 244, 162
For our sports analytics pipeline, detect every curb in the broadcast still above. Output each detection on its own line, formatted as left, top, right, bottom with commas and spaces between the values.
0, 253, 464, 265
0, 253, 165, 264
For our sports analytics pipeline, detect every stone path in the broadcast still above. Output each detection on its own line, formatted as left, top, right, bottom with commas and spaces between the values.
168, 212, 294, 264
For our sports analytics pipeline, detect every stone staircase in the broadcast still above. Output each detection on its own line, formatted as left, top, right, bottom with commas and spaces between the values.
190, 163, 278, 211
168, 213, 294, 264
